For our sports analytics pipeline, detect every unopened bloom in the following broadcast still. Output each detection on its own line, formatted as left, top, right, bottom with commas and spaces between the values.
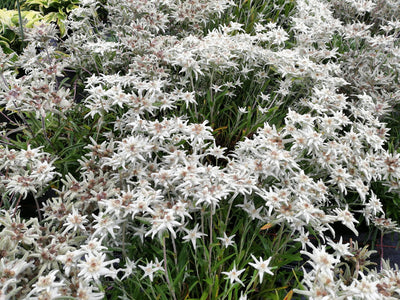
238, 107, 248, 114
239, 292, 248, 300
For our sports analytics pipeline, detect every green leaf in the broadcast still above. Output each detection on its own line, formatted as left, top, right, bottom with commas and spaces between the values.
56, 14, 66, 36
187, 279, 201, 296
211, 274, 220, 299
57, 142, 86, 157
200, 290, 208, 300
0, 40, 13, 53
0, 9, 17, 27
42, 11, 59, 23
173, 260, 188, 287
211, 253, 236, 273
0, 29, 15, 43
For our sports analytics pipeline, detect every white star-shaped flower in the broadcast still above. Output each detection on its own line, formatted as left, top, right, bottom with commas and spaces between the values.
248, 255, 274, 282
222, 264, 245, 286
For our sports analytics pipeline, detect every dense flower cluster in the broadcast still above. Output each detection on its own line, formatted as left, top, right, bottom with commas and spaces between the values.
0, 0, 400, 298
0, 146, 58, 199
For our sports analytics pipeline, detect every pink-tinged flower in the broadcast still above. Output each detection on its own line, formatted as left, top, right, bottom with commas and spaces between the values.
56, 250, 81, 276
80, 238, 107, 255
32, 270, 64, 293
345, 273, 379, 299
63, 207, 88, 233
92, 212, 120, 239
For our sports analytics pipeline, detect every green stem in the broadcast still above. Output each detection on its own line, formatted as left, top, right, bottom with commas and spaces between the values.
208, 212, 213, 275
207, 211, 217, 299
209, 71, 215, 121
200, 208, 207, 261
224, 195, 236, 229
41, 115, 56, 152
163, 236, 177, 300
171, 236, 178, 267
16, 0, 25, 49
189, 73, 198, 118
0, 72, 10, 90
274, 224, 285, 253
34, 196, 42, 222
12, 193, 23, 217
122, 221, 127, 258
193, 246, 203, 294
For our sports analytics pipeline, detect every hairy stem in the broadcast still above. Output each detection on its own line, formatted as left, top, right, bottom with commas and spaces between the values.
163, 236, 177, 300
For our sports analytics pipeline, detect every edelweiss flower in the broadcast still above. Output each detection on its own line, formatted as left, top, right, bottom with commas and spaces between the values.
75, 282, 104, 300
222, 264, 245, 286
78, 252, 119, 283
327, 237, 353, 259
92, 212, 120, 239
333, 205, 359, 236
217, 232, 236, 248
31, 270, 64, 294
182, 224, 207, 249
56, 250, 81, 276
345, 273, 379, 299
119, 257, 137, 281
63, 207, 88, 233
248, 255, 274, 282
301, 244, 340, 273
139, 260, 164, 282
146, 211, 181, 239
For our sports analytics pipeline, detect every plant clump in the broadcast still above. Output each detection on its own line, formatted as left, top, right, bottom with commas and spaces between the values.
0, 0, 400, 299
